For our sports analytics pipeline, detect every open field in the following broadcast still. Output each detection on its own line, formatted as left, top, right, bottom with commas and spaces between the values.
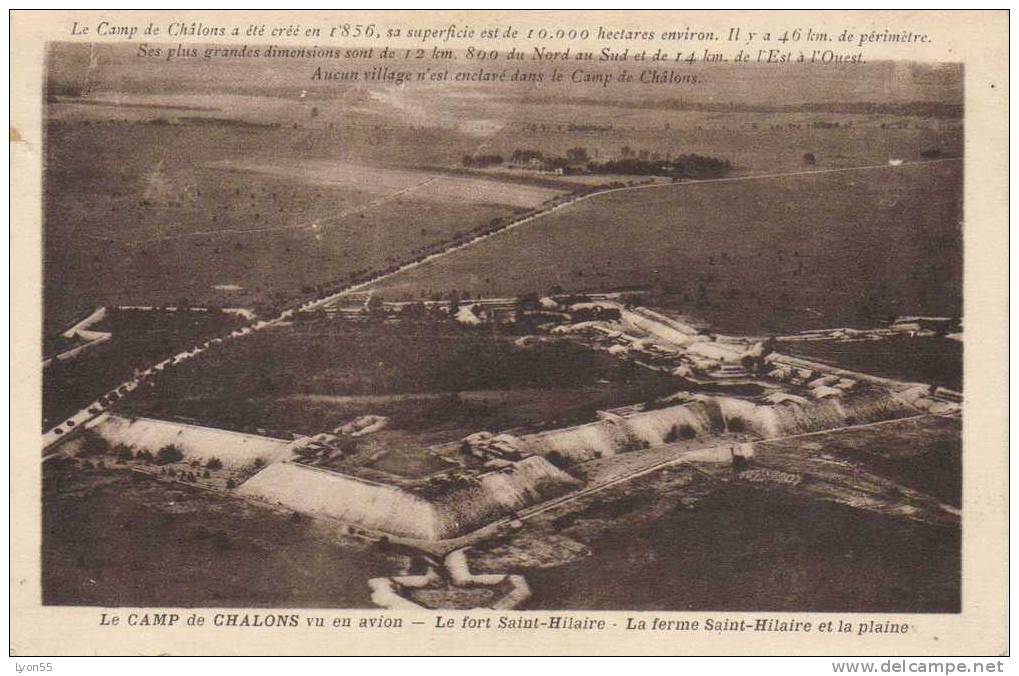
121, 320, 678, 438
488, 466, 959, 612
42, 461, 393, 607
209, 159, 562, 207
45, 77, 962, 335
785, 336, 962, 391
756, 415, 961, 508
43, 308, 244, 431
371, 161, 962, 334
44, 118, 559, 332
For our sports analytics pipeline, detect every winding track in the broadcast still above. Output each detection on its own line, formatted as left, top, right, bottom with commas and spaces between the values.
42, 157, 960, 451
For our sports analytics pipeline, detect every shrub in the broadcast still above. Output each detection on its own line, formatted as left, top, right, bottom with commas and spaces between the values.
225, 478, 237, 489
77, 430, 110, 458
545, 451, 570, 469
155, 444, 184, 465
205, 457, 223, 471
727, 417, 749, 434
114, 445, 134, 463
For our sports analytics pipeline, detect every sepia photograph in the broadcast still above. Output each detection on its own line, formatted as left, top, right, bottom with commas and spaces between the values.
36, 38, 969, 617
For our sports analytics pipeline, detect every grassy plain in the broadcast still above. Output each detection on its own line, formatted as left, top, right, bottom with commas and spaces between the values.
757, 415, 961, 508
121, 320, 677, 438
785, 336, 962, 391
43, 309, 244, 431
372, 161, 962, 334
44, 117, 555, 332
45, 88, 962, 335
42, 462, 391, 607
501, 467, 959, 612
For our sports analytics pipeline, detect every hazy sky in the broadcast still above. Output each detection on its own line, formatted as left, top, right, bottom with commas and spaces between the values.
48, 42, 963, 106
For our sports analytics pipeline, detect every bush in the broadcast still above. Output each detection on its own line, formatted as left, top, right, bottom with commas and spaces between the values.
77, 430, 110, 458
545, 451, 570, 469
155, 444, 184, 465
337, 436, 359, 455
205, 457, 223, 471
114, 445, 134, 462
225, 478, 237, 489
727, 417, 749, 434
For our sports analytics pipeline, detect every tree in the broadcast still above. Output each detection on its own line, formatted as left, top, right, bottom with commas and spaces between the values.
621, 293, 645, 308
401, 301, 427, 319
515, 292, 540, 312
447, 291, 461, 315
803, 152, 817, 165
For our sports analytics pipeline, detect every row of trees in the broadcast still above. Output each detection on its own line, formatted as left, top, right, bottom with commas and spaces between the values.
75, 431, 235, 471
588, 154, 732, 179
463, 147, 733, 178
